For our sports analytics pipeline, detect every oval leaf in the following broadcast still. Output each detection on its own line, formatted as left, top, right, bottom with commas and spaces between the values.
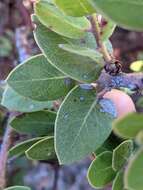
55, 86, 114, 164
112, 140, 133, 171
34, 24, 103, 83
1, 86, 53, 113
92, 0, 143, 31
54, 0, 95, 17
35, 0, 91, 39
59, 43, 104, 62
125, 148, 143, 190
113, 113, 143, 139
26, 136, 55, 160
10, 111, 56, 136
9, 137, 44, 158
87, 151, 116, 188
7, 54, 73, 101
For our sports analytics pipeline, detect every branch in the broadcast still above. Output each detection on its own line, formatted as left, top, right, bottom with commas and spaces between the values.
89, 14, 112, 63
97, 71, 143, 92
89, 14, 143, 93
0, 114, 13, 189
0, 15, 32, 189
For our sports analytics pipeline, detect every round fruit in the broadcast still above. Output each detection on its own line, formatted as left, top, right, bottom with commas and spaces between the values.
103, 89, 136, 118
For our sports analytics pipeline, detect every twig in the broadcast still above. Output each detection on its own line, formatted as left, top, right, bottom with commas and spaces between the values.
89, 14, 143, 94
0, 115, 13, 190
97, 71, 143, 92
89, 14, 112, 63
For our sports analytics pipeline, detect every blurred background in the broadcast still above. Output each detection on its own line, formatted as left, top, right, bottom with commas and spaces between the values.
0, 0, 143, 190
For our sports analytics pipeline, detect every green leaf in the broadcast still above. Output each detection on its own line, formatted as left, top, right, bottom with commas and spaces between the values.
54, 0, 95, 17
59, 43, 104, 63
9, 137, 44, 157
113, 113, 143, 139
34, 24, 103, 83
55, 86, 114, 164
125, 148, 143, 190
130, 60, 143, 72
35, 0, 91, 39
1, 86, 53, 112
101, 21, 116, 41
87, 151, 116, 188
112, 170, 124, 190
26, 136, 55, 160
10, 110, 56, 136
92, 0, 143, 31
7, 54, 74, 101
4, 186, 31, 190
34, 18, 98, 48
112, 140, 133, 171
